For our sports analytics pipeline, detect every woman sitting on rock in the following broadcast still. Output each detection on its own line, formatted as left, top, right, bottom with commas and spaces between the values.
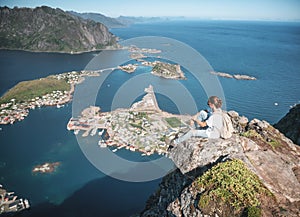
167, 96, 224, 148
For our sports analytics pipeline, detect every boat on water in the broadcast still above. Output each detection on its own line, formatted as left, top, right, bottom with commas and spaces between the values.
98, 140, 107, 148
98, 129, 104, 136
90, 128, 98, 136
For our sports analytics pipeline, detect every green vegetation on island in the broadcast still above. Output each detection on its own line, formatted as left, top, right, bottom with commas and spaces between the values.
151, 62, 185, 79
0, 70, 98, 124
0, 77, 70, 104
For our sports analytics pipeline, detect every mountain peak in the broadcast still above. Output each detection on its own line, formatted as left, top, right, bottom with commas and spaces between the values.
0, 6, 117, 53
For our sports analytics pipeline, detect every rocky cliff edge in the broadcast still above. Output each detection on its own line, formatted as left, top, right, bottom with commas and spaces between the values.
274, 104, 300, 146
139, 111, 300, 217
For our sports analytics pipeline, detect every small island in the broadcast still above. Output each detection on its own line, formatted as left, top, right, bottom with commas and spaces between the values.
151, 61, 186, 80
118, 60, 186, 80
0, 45, 185, 125
126, 46, 185, 79
211, 71, 257, 80
32, 162, 60, 174
118, 64, 138, 73
67, 85, 191, 155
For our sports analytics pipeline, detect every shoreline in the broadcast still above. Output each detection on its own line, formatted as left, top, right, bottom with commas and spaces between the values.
67, 85, 191, 156
0, 45, 123, 55
0, 47, 185, 125
0, 71, 99, 125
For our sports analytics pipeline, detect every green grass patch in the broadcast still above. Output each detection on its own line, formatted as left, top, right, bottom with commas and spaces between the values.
241, 129, 282, 150
244, 206, 262, 217
196, 159, 271, 216
135, 112, 148, 119
165, 117, 182, 128
0, 76, 70, 104
268, 139, 281, 148
129, 123, 144, 130
152, 62, 176, 74
240, 129, 261, 139
159, 135, 167, 142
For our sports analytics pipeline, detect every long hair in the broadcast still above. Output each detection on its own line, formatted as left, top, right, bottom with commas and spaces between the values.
208, 96, 222, 108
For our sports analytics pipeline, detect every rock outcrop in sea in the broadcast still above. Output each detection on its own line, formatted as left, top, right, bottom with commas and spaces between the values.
138, 111, 300, 217
0, 6, 117, 52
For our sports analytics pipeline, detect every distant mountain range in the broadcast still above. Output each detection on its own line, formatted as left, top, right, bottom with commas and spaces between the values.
0, 6, 117, 53
116, 15, 183, 25
68, 11, 125, 28
68, 11, 186, 28
0, 6, 185, 53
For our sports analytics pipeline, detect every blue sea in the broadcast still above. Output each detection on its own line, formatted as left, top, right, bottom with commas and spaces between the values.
0, 20, 299, 217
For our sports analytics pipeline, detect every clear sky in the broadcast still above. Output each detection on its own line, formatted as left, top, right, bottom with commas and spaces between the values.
1, 0, 300, 21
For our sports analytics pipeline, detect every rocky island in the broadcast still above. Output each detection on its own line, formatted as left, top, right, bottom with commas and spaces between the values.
148, 61, 185, 80
118, 60, 186, 80
211, 71, 257, 80
118, 64, 138, 73
32, 162, 60, 174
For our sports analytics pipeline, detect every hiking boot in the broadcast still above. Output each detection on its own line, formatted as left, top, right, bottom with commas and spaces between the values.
167, 144, 174, 151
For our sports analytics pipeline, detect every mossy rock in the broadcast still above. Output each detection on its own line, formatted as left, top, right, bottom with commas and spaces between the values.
196, 159, 272, 216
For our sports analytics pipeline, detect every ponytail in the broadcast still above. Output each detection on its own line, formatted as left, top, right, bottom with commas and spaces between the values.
208, 96, 222, 109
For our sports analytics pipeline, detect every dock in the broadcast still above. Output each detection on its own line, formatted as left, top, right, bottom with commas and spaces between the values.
0, 184, 30, 215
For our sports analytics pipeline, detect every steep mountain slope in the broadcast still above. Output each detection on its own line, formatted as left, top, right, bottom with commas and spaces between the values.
139, 111, 300, 217
0, 6, 117, 52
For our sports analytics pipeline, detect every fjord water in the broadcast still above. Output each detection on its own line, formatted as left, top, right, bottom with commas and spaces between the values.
112, 20, 300, 122
0, 20, 299, 216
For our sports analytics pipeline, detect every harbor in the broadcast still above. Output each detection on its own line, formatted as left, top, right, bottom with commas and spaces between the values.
67, 85, 191, 156
0, 184, 30, 215
0, 45, 186, 126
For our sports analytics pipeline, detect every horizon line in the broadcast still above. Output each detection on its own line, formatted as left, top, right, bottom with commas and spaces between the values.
1, 5, 300, 23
